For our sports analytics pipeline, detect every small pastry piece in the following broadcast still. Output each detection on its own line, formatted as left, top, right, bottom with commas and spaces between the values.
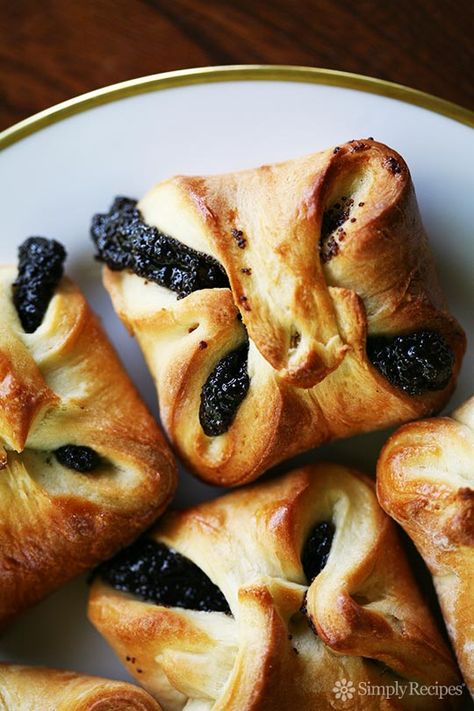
377, 395, 474, 696
89, 463, 462, 710
92, 140, 465, 486
0, 664, 161, 710
0, 238, 176, 628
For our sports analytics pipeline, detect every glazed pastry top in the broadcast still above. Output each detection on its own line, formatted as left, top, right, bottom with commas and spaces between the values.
0, 238, 176, 626
91, 141, 465, 485
377, 395, 474, 695
0, 664, 162, 710
90, 464, 461, 710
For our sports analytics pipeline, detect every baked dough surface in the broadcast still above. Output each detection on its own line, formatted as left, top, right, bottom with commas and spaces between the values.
89, 463, 462, 710
0, 664, 161, 710
101, 140, 465, 485
0, 267, 176, 627
377, 395, 474, 696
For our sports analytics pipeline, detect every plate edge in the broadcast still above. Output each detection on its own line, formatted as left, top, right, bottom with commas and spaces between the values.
1, 64, 473, 151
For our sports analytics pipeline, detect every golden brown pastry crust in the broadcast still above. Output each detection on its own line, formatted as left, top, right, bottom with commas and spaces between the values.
89, 463, 462, 710
377, 395, 474, 696
0, 664, 161, 710
102, 140, 465, 486
0, 267, 176, 628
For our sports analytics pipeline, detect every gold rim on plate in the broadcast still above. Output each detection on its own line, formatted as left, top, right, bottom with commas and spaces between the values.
1, 64, 472, 151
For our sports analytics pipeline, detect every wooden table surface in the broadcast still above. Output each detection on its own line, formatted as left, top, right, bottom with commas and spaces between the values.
1, 0, 473, 132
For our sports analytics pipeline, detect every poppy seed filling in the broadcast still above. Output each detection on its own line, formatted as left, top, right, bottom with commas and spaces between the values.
199, 343, 250, 436
91, 197, 229, 298
302, 520, 335, 584
96, 538, 231, 614
367, 330, 454, 396
13, 237, 66, 333
320, 196, 354, 264
55, 445, 101, 473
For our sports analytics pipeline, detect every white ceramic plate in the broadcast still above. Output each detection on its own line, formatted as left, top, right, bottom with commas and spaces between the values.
0, 66, 472, 682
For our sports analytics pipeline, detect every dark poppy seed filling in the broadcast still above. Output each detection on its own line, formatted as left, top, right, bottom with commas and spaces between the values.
320, 196, 354, 264
55, 445, 101, 473
91, 197, 229, 298
97, 538, 231, 614
13, 237, 66, 333
199, 343, 250, 436
367, 330, 454, 396
302, 521, 335, 584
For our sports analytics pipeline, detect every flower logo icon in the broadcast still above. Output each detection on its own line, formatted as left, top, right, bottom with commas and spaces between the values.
332, 678, 355, 702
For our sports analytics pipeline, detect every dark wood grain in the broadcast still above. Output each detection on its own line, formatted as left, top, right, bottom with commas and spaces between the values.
0, 0, 472, 131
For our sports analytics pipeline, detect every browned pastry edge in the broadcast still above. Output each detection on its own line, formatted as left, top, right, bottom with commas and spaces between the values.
102, 140, 465, 485
376, 396, 474, 696
89, 463, 463, 710
0, 270, 176, 627
0, 664, 162, 710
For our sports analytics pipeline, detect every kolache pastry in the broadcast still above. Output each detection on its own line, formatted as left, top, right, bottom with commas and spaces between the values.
0, 237, 176, 628
0, 664, 161, 710
377, 395, 474, 697
91, 139, 465, 487
89, 463, 463, 710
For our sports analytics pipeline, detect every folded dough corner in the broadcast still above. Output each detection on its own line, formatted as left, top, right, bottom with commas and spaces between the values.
377, 394, 474, 697
89, 463, 462, 710
0, 238, 176, 628
0, 664, 161, 710
92, 139, 465, 486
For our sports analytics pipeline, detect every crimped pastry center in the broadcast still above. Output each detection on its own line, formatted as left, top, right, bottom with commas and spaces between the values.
0, 267, 150, 504
0, 251, 176, 627
89, 464, 460, 710
93, 140, 465, 485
